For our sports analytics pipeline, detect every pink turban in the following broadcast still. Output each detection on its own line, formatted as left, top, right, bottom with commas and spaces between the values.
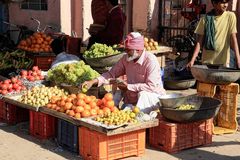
124, 32, 144, 50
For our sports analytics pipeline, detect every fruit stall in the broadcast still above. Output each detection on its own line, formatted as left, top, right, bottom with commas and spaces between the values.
0, 31, 239, 159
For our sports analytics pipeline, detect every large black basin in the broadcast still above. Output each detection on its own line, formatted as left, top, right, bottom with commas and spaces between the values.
191, 65, 240, 84
159, 94, 222, 123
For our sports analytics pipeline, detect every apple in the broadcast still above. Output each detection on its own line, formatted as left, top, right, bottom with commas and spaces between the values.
13, 83, 19, 90
1, 90, 8, 95
3, 80, 11, 84
28, 76, 35, 81
32, 66, 39, 71
1, 84, 7, 90
11, 77, 18, 84
21, 70, 28, 76
8, 84, 13, 90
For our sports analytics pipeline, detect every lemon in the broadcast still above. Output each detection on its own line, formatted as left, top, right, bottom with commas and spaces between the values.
133, 106, 140, 114
130, 112, 136, 118
81, 85, 88, 93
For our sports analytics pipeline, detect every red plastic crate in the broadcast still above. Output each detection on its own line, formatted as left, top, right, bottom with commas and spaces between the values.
0, 102, 29, 125
79, 127, 145, 160
29, 111, 56, 139
149, 117, 213, 153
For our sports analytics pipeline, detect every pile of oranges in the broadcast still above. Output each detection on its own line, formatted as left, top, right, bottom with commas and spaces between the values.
45, 92, 119, 119
17, 32, 53, 53
144, 37, 159, 51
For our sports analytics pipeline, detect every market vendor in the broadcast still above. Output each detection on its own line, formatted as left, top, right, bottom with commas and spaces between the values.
82, 32, 166, 113
187, 0, 240, 68
87, 0, 126, 49
50, 37, 80, 69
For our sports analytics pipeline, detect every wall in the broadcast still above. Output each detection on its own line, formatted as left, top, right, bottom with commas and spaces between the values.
9, 0, 60, 32
132, 0, 159, 40
71, 0, 83, 38
82, 0, 93, 43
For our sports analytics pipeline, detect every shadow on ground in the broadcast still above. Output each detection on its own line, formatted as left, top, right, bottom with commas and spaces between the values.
0, 122, 81, 160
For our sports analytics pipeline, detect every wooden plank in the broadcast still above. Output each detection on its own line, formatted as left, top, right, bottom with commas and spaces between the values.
79, 118, 159, 136
39, 107, 80, 126
3, 95, 39, 111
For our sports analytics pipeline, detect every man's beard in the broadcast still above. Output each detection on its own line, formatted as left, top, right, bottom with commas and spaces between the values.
126, 50, 139, 62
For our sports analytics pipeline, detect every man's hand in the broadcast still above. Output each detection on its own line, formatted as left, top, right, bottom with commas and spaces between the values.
117, 81, 128, 91
186, 60, 194, 68
80, 79, 97, 91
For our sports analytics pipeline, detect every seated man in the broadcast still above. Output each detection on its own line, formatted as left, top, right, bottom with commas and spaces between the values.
82, 32, 166, 113
50, 37, 80, 69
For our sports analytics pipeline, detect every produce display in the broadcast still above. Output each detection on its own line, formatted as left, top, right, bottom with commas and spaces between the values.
17, 32, 53, 53
83, 43, 120, 58
47, 61, 99, 86
144, 37, 160, 51
19, 86, 67, 107
0, 77, 26, 95
176, 104, 196, 110
20, 66, 44, 81
45, 92, 118, 119
0, 50, 33, 77
94, 109, 138, 126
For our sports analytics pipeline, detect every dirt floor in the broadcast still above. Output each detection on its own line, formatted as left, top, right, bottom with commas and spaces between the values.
0, 122, 240, 160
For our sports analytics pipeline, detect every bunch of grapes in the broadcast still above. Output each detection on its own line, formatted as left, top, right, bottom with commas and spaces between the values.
47, 61, 100, 86
83, 43, 120, 58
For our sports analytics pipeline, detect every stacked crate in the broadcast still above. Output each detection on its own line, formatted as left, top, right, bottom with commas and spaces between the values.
29, 111, 57, 139
197, 82, 239, 134
149, 117, 213, 153
0, 101, 29, 125
79, 127, 145, 160
57, 119, 78, 153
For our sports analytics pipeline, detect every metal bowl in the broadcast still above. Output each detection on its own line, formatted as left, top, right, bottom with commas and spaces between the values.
159, 94, 222, 123
84, 52, 125, 68
159, 93, 190, 108
191, 65, 240, 85
164, 77, 196, 90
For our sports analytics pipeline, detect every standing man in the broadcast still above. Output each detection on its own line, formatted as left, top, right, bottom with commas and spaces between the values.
187, 0, 240, 68
83, 32, 166, 113
88, 0, 126, 49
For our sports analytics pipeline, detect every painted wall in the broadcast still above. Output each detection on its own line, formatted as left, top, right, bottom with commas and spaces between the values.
9, 0, 60, 32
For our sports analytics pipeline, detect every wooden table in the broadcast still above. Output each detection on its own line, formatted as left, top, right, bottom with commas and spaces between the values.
149, 46, 173, 68
3, 95, 40, 111
39, 107, 80, 126
79, 118, 159, 136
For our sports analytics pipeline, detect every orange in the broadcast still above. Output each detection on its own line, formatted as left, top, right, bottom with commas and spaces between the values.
90, 109, 98, 116
111, 106, 119, 113
84, 96, 91, 104
103, 107, 111, 114
81, 110, 91, 118
104, 93, 113, 101
105, 100, 114, 108
76, 99, 85, 106
68, 110, 75, 117
89, 101, 97, 109
77, 93, 86, 100
84, 104, 91, 110
75, 106, 84, 113
64, 102, 73, 110
74, 113, 81, 119
97, 109, 104, 116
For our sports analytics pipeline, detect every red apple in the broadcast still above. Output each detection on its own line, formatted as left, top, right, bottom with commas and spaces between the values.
1, 90, 8, 95
11, 77, 18, 84
1, 84, 7, 90
21, 70, 28, 76
32, 66, 39, 71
